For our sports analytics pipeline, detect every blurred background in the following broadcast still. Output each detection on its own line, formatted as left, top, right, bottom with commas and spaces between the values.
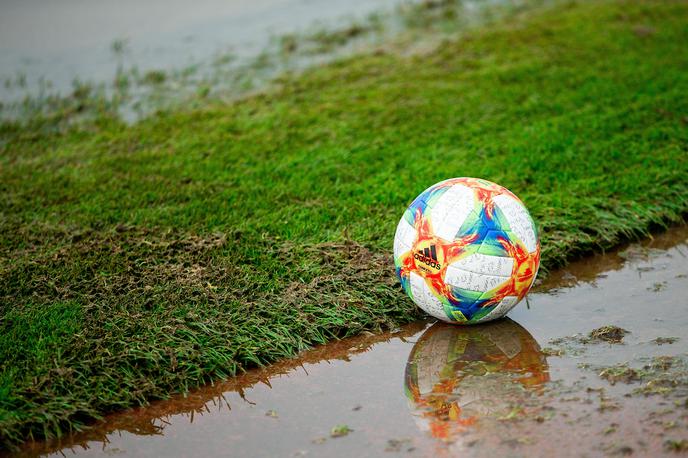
0, 0, 513, 121
0, 0, 399, 94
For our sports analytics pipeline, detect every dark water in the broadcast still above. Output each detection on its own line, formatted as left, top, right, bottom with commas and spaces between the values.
14, 226, 688, 457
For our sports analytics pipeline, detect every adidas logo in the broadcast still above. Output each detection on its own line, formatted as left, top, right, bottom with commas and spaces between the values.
414, 244, 441, 270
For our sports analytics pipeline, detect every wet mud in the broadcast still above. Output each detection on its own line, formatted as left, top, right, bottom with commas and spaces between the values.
11, 226, 688, 457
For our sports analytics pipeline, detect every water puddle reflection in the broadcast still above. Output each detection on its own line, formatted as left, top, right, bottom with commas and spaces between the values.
405, 320, 549, 443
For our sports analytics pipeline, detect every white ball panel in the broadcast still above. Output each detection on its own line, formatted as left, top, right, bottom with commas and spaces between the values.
409, 272, 446, 319
429, 185, 474, 242
415, 337, 453, 394
492, 194, 537, 253
449, 253, 514, 277
393, 216, 416, 259
445, 264, 508, 293
474, 296, 520, 323
478, 324, 522, 358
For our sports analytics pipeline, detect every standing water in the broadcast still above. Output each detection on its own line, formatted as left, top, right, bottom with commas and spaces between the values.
0, 0, 402, 96
0, 0, 522, 121
13, 226, 688, 457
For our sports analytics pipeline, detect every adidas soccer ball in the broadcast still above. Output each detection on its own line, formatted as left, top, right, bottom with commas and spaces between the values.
394, 177, 540, 324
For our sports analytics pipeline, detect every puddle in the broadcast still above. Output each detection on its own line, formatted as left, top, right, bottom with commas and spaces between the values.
0, 0, 401, 97
0, 0, 523, 122
10, 226, 688, 457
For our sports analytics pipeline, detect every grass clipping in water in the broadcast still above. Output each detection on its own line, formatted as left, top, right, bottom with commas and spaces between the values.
1, 0, 688, 449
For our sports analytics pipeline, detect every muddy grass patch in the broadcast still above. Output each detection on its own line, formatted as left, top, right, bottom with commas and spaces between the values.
598, 365, 641, 386
589, 356, 688, 398
665, 439, 688, 452
652, 337, 679, 346
588, 326, 629, 344
546, 326, 631, 357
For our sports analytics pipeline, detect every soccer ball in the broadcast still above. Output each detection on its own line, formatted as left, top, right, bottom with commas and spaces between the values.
393, 177, 540, 324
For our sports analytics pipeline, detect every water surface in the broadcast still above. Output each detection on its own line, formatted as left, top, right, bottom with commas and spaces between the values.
0, 0, 401, 97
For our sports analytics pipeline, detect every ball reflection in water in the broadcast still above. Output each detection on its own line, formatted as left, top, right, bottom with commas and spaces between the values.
404, 319, 549, 442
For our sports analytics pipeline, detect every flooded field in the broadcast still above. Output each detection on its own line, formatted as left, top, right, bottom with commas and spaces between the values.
10, 226, 687, 457
0, 0, 523, 121
0, 0, 401, 96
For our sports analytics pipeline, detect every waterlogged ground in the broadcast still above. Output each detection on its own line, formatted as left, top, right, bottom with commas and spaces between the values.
0, 0, 397, 120
0, 0, 526, 121
11, 226, 687, 457
0, 0, 400, 95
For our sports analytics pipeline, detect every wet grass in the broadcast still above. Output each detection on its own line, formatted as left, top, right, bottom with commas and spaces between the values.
588, 326, 630, 344
665, 439, 688, 453
1, 0, 688, 449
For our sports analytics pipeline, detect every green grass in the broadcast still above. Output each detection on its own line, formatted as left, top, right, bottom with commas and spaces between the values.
1, 0, 687, 449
